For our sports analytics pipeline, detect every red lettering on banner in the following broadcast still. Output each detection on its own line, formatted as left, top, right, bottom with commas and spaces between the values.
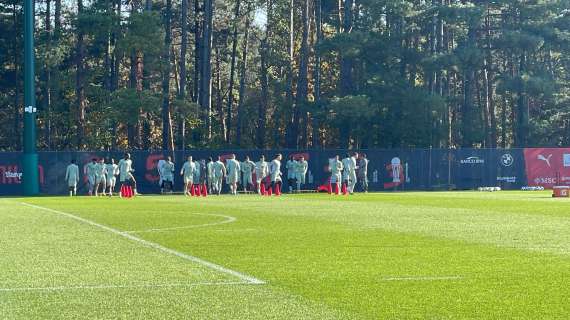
523, 148, 570, 189
219, 154, 233, 163
289, 152, 310, 161
145, 154, 164, 183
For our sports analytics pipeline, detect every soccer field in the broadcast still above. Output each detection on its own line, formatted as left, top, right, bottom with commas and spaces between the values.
1, 192, 569, 319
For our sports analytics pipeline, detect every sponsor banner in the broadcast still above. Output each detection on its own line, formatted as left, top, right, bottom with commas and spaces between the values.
523, 148, 570, 189
0, 148, 561, 195
494, 150, 526, 189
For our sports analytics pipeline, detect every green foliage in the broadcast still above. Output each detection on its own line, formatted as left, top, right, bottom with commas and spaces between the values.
2, 0, 570, 150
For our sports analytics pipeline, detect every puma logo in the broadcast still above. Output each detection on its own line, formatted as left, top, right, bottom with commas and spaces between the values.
537, 154, 553, 167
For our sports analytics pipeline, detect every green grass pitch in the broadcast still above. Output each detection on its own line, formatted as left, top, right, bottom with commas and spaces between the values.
1, 192, 569, 319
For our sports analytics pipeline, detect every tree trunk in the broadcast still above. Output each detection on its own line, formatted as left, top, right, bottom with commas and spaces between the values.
180, 0, 188, 100
44, 0, 52, 149
291, 0, 310, 149
258, 38, 269, 149
284, 0, 294, 147
485, 5, 496, 147
312, 0, 322, 149
199, 0, 213, 141
215, 45, 226, 143
257, 0, 272, 149
162, 0, 173, 150
111, 0, 121, 92
12, 3, 21, 150
178, 0, 188, 150
225, 0, 241, 143
461, 26, 476, 148
193, 0, 201, 103
75, 0, 86, 150
516, 53, 528, 147
339, 0, 353, 96
235, 5, 251, 146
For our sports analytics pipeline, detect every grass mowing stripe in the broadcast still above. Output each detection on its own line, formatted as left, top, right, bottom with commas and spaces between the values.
19, 202, 266, 285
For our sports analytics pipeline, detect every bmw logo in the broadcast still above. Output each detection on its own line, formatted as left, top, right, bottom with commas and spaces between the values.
500, 154, 514, 167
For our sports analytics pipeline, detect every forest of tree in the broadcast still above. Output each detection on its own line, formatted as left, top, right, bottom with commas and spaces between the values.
1, 0, 570, 151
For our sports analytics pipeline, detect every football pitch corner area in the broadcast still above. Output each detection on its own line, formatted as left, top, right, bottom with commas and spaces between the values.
1, 192, 570, 319
0, 198, 349, 320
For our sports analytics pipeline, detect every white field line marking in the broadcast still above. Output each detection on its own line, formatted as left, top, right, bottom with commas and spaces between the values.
19, 203, 265, 285
0, 281, 250, 293
125, 213, 237, 233
381, 276, 463, 281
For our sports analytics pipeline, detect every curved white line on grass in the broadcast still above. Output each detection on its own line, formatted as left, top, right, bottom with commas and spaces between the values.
0, 281, 251, 293
381, 276, 463, 281
125, 213, 237, 234
19, 202, 265, 285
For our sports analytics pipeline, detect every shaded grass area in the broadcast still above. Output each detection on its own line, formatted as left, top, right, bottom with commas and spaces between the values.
1, 191, 569, 319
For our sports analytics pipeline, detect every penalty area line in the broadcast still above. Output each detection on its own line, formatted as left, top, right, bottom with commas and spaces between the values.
0, 281, 251, 293
19, 202, 265, 285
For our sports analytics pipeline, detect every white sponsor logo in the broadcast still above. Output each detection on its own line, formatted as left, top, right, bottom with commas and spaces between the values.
500, 154, 514, 167
4, 171, 22, 179
460, 156, 485, 164
564, 154, 570, 167
497, 176, 517, 183
537, 154, 553, 167
534, 177, 557, 184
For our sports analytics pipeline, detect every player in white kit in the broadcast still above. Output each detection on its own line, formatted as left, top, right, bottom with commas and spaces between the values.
269, 154, 283, 195
295, 156, 309, 192
65, 159, 80, 197
226, 154, 241, 195
255, 155, 269, 195
105, 158, 119, 196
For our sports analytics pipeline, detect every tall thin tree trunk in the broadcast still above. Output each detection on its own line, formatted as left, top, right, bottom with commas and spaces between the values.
44, 0, 52, 149
485, 4, 496, 148
225, 0, 241, 143
180, 0, 188, 99
235, 4, 251, 146
340, 0, 353, 96
111, 0, 121, 150
461, 25, 476, 147
178, 0, 188, 150
215, 45, 225, 142
257, 0, 273, 149
199, 0, 213, 141
75, 0, 86, 150
193, 0, 201, 103
162, 0, 173, 150
291, 0, 310, 149
127, 5, 139, 148
258, 38, 269, 149
312, 0, 322, 148
516, 53, 528, 147
13, 3, 21, 150
284, 0, 294, 147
